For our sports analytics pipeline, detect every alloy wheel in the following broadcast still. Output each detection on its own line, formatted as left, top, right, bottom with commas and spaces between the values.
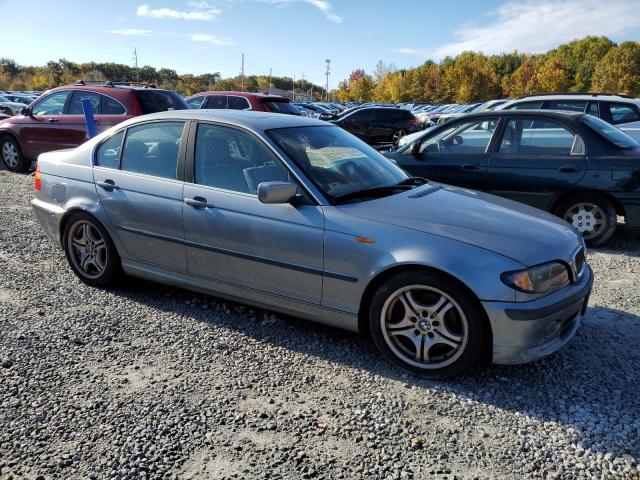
380, 285, 469, 369
67, 220, 108, 279
393, 130, 407, 144
563, 202, 606, 241
2, 141, 19, 168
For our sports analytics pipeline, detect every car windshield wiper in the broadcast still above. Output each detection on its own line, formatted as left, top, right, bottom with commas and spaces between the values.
333, 179, 426, 204
396, 176, 428, 186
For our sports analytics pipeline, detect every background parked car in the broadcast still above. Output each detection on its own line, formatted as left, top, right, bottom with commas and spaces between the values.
497, 93, 640, 141
437, 99, 509, 124
331, 107, 419, 147
386, 110, 640, 245
186, 91, 301, 116
0, 95, 27, 115
0, 81, 188, 172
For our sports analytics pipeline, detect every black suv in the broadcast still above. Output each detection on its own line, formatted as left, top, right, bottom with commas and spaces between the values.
386, 110, 640, 245
331, 107, 419, 147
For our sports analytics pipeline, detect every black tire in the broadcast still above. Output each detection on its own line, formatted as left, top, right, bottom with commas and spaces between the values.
392, 129, 407, 145
369, 270, 487, 379
62, 212, 121, 287
0, 136, 30, 173
555, 193, 617, 246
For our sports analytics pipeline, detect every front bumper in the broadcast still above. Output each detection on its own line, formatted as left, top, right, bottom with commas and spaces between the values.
31, 198, 66, 248
483, 265, 593, 365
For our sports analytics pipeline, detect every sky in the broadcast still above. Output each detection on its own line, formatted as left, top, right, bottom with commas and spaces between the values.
1, 0, 639, 88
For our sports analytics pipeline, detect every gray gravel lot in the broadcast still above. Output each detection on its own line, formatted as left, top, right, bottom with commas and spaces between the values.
0, 167, 639, 480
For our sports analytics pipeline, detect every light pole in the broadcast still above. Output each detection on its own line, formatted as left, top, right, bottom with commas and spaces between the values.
325, 59, 330, 102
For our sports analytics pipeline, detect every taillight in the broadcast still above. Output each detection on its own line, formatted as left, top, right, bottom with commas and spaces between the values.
409, 118, 418, 125
34, 165, 41, 191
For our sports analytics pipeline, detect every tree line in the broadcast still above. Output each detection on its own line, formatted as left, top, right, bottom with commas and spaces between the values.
332, 36, 640, 104
0, 58, 327, 98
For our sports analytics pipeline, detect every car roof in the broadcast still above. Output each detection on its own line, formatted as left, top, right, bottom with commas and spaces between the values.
448, 109, 586, 121
123, 109, 327, 132
190, 91, 290, 101
511, 94, 640, 103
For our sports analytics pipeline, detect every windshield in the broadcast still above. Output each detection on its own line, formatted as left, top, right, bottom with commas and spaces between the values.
262, 100, 301, 115
581, 115, 640, 149
267, 125, 409, 202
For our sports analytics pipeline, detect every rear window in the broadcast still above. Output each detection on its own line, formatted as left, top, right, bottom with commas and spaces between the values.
133, 90, 188, 114
262, 100, 300, 115
581, 115, 640, 149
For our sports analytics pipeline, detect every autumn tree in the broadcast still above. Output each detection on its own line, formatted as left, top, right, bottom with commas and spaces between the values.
591, 41, 640, 95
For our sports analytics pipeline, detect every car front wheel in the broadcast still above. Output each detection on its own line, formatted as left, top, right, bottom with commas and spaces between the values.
369, 271, 487, 378
1, 136, 29, 173
62, 213, 121, 287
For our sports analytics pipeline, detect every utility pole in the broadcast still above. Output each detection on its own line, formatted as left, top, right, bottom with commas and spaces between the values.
292, 75, 296, 101
268, 68, 272, 94
301, 72, 305, 101
132, 48, 139, 84
241, 53, 245, 91
325, 59, 331, 102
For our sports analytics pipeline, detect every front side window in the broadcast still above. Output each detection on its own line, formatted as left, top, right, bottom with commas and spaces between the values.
422, 119, 498, 154
187, 96, 205, 109
606, 102, 640, 125
195, 124, 289, 194
95, 131, 124, 168
31, 90, 70, 115
544, 100, 587, 113
68, 91, 101, 115
227, 96, 251, 110
204, 95, 227, 109
506, 101, 543, 111
267, 125, 407, 201
120, 122, 184, 179
499, 119, 577, 155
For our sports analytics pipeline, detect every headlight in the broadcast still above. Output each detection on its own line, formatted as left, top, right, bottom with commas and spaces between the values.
501, 262, 570, 294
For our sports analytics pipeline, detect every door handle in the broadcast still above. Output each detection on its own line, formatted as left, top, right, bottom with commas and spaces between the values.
184, 197, 214, 209
461, 164, 479, 170
96, 180, 119, 191
48, 118, 59, 123
558, 165, 578, 173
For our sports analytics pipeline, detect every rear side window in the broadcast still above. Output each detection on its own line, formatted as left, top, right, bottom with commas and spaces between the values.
204, 95, 227, 109
102, 95, 126, 114
582, 115, 640, 149
133, 90, 187, 114
499, 119, 577, 155
120, 122, 184, 179
606, 102, 640, 125
95, 131, 124, 168
228, 96, 251, 110
31, 90, 70, 115
262, 100, 300, 115
544, 100, 587, 113
506, 101, 543, 110
68, 91, 101, 114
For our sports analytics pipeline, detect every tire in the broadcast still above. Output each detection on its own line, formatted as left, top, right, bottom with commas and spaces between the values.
0, 136, 30, 173
62, 212, 121, 287
555, 193, 617, 246
369, 270, 487, 378
392, 129, 407, 145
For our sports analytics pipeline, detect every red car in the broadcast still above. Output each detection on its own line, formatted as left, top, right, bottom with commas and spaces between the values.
0, 81, 188, 172
186, 91, 301, 115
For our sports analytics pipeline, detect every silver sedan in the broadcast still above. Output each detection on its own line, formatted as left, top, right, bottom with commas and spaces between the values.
31, 110, 593, 378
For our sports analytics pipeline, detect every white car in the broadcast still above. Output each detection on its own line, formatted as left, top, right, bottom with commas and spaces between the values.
496, 94, 640, 141
0, 95, 26, 116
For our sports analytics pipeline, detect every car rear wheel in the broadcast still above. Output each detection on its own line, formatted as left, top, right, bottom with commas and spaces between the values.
62, 213, 120, 287
1, 136, 29, 173
392, 129, 407, 145
369, 271, 486, 378
556, 193, 617, 246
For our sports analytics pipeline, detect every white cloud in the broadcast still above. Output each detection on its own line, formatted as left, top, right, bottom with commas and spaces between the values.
254, 0, 342, 23
396, 0, 640, 59
107, 28, 156, 36
136, 4, 221, 21
189, 33, 235, 46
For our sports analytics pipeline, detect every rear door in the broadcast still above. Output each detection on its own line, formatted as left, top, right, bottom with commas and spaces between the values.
485, 117, 587, 210
399, 117, 498, 189
93, 120, 188, 271
20, 90, 70, 158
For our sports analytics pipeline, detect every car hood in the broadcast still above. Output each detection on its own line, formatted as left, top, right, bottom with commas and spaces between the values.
338, 183, 581, 267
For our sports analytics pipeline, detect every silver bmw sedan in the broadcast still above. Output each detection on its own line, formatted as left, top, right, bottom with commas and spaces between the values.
31, 110, 593, 378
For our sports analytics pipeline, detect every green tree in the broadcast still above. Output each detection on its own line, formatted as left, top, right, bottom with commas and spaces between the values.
591, 41, 640, 95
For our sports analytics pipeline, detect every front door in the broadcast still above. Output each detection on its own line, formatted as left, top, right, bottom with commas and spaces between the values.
93, 120, 188, 271
20, 90, 70, 158
183, 122, 324, 304
400, 117, 498, 190
485, 117, 587, 211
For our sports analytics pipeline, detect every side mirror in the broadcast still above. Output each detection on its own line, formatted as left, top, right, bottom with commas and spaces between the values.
410, 141, 421, 157
257, 181, 298, 204
20, 107, 32, 117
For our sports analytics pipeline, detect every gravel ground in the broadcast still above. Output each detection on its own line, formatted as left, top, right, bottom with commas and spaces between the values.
0, 166, 639, 480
